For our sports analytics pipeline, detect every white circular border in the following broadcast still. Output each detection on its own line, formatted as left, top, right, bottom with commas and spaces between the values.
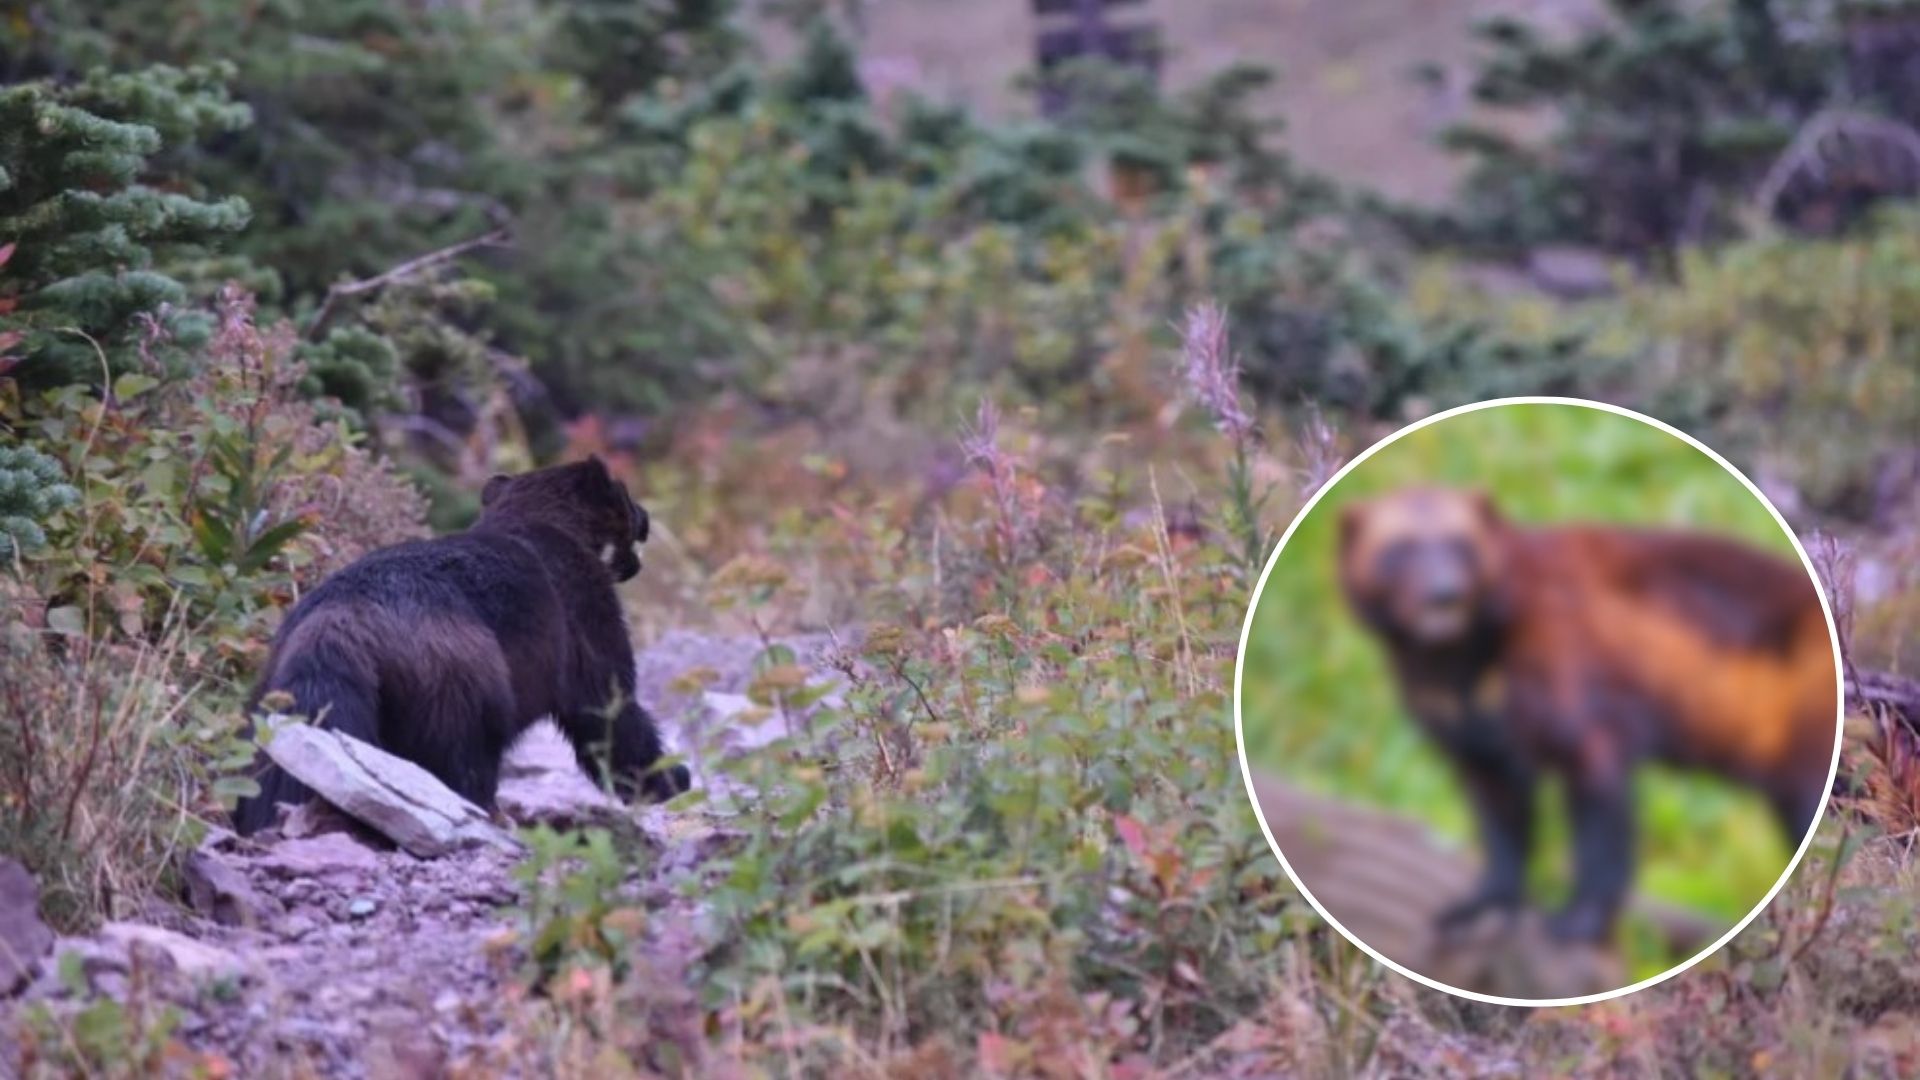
1231, 396, 1848, 1008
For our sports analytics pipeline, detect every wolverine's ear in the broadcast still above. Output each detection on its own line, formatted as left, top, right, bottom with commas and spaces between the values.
1337, 501, 1364, 551
481, 474, 512, 506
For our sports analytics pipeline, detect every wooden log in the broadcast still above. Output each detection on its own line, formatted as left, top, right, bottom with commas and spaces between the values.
1249, 771, 1724, 1000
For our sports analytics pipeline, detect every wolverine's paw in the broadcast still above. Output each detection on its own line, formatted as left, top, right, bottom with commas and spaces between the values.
1544, 904, 1612, 946
640, 761, 693, 803
1435, 888, 1521, 940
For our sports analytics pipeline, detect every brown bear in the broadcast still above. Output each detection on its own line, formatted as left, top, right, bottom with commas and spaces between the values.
1337, 487, 1838, 945
231, 456, 691, 834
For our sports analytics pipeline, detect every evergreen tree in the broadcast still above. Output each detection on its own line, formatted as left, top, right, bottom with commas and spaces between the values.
0, 64, 250, 392
0, 444, 79, 560
1439, 0, 1840, 258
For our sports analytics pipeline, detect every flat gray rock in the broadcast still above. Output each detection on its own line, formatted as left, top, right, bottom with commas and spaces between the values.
259, 722, 521, 859
98, 923, 252, 983
0, 858, 52, 996
253, 833, 382, 882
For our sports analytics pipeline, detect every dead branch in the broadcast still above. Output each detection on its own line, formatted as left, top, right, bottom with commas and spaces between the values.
1754, 108, 1920, 222
304, 228, 511, 342
1852, 669, 1920, 728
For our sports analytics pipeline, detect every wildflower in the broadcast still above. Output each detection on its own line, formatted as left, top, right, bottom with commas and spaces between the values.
1177, 301, 1255, 447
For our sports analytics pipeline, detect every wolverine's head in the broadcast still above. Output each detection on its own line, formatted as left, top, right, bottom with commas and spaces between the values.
480, 456, 650, 582
1337, 487, 1511, 649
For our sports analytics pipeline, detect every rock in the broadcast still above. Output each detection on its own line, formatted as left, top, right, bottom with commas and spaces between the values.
347, 898, 378, 920
185, 847, 286, 928
97, 922, 252, 983
255, 833, 381, 883
258, 722, 521, 858
496, 723, 621, 827
279, 913, 319, 941
0, 858, 53, 995
1525, 246, 1618, 300
496, 770, 622, 828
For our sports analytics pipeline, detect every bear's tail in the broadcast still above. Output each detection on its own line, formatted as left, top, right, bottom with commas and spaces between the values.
230, 615, 383, 835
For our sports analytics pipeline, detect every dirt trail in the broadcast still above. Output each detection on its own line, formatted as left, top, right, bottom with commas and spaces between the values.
1, 630, 849, 1078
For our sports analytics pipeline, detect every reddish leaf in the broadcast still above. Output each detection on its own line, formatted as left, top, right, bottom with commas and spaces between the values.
976, 1032, 1015, 1075
0, 242, 14, 270
1114, 814, 1149, 860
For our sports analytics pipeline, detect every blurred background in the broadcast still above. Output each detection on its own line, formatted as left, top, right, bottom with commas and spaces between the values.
4, 0, 1920, 1073
1242, 402, 1807, 985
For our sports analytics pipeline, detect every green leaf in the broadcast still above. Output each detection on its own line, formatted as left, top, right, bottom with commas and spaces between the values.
46, 606, 87, 637
192, 510, 234, 562
112, 372, 159, 400
211, 776, 261, 804
235, 517, 308, 573
169, 565, 212, 587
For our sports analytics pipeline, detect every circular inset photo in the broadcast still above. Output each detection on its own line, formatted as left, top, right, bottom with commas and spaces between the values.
1234, 398, 1843, 1006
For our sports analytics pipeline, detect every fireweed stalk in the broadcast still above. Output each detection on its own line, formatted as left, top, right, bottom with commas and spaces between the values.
1177, 302, 1269, 576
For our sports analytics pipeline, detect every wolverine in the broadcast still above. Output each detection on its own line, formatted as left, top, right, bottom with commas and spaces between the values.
1337, 487, 1838, 946
232, 456, 692, 835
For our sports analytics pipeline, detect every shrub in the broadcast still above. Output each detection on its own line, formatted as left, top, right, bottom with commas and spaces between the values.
13, 289, 428, 679
1, 286, 427, 930
1409, 213, 1920, 521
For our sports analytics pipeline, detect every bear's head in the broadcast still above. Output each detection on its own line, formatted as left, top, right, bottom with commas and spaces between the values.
480, 456, 650, 582
1337, 487, 1512, 650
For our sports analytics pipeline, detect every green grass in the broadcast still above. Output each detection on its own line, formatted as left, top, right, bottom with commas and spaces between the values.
1240, 401, 1812, 980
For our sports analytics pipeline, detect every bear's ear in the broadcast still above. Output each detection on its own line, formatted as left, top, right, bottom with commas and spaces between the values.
481, 474, 512, 506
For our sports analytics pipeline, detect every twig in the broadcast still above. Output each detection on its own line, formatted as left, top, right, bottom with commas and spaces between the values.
304, 228, 510, 342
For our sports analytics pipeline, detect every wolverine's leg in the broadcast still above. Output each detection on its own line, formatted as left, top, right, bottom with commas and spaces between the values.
559, 691, 689, 804
1547, 762, 1636, 945
1437, 747, 1537, 935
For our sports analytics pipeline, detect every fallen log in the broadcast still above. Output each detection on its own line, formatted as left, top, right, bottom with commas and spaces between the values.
1249, 772, 1723, 1001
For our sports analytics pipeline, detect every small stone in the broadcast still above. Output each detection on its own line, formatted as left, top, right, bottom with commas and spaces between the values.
1526, 246, 1617, 299
347, 898, 378, 919
185, 846, 286, 928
